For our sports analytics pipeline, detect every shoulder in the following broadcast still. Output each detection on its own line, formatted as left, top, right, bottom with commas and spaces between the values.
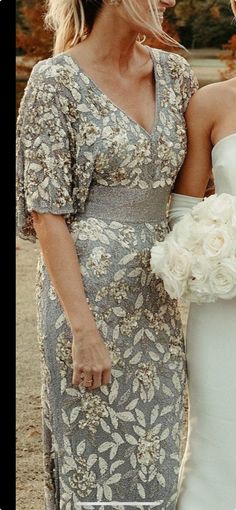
165, 52, 198, 92
183, 83, 220, 138
151, 48, 193, 76
193, 78, 236, 106
18, 54, 85, 126
20, 54, 87, 117
186, 82, 222, 117
161, 50, 190, 68
27, 54, 81, 94
151, 49, 198, 95
186, 80, 236, 132
151, 48, 198, 112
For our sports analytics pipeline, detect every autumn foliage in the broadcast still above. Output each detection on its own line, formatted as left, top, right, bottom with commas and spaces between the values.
220, 34, 236, 79
16, 3, 53, 74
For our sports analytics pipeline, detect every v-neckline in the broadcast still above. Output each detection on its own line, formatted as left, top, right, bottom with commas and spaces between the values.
61, 47, 160, 140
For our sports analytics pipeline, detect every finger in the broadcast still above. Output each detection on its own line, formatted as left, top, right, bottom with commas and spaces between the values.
72, 365, 83, 386
102, 368, 112, 386
83, 369, 93, 388
91, 370, 102, 389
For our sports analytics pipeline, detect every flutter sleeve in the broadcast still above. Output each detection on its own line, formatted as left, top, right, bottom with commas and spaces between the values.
166, 52, 199, 113
177, 54, 199, 112
16, 60, 93, 241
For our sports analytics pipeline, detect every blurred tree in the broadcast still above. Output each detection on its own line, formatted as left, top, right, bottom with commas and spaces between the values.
191, 2, 236, 48
16, 0, 21, 24
16, 2, 53, 71
220, 34, 236, 79
174, 0, 235, 48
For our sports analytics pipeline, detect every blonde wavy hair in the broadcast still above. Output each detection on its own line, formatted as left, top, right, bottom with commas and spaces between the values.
231, 0, 236, 17
45, 0, 180, 55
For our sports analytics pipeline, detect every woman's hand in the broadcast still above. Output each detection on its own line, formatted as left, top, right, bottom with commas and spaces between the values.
32, 213, 112, 390
32, 213, 113, 391
72, 327, 112, 390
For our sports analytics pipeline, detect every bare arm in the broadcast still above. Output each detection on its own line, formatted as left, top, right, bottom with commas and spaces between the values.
32, 212, 112, 389
173, 87, 214, 197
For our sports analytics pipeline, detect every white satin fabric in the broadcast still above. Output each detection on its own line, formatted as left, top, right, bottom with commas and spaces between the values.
176, 133, 236, 510
212, 133, 236, 195
168, 193, 202, 231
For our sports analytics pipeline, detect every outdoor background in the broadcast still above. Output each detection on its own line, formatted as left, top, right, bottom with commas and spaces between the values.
16, 1, 236, 509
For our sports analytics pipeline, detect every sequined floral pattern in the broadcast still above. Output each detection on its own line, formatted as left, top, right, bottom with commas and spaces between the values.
16, 49, 198, 241
16, 47, 198, 509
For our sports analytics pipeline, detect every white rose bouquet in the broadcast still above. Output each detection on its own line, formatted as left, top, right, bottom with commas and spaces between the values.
150, 193, 236, 303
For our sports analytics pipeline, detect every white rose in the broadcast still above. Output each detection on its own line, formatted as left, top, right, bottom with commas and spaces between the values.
162, 273, 186, 299
162, 241, 192, 299
207, 193, 236, 224
188, 267, 214, 303
151, 239, 191, 299
188, 281, 215, 303
230, 209, 236, 231
208, 259, 236, 299
173, 215, 213, 254
162, 240, 192, 279
150, 242, 166, 276
173, 215, 199, 251
191, 256, 212, 283
191, 194, 216, 222
191, 194, 235, 224
202, 227, 233, 260
187, 256, 213, 302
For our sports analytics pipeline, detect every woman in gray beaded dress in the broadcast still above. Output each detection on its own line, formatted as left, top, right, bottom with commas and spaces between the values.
16, 0, 198, 508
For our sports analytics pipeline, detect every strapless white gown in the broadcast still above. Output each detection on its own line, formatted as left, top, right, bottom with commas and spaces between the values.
176, 133, 236, 510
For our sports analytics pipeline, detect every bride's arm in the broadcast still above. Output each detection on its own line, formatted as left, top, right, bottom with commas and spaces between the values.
169, 87, 215, 228
173, 87, 213, 198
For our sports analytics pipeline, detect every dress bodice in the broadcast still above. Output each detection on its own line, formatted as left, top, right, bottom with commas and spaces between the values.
16, 49, 198, 241
212, 133, 236, 196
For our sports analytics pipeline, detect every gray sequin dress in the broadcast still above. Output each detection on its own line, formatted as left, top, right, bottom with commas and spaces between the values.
16, 48, 198, 510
